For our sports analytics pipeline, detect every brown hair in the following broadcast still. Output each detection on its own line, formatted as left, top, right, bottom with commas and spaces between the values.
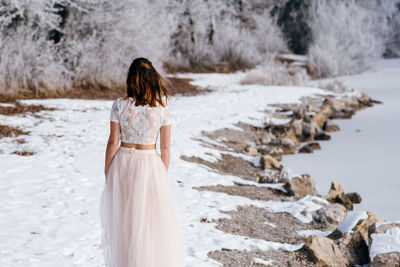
124, 57, 170, 107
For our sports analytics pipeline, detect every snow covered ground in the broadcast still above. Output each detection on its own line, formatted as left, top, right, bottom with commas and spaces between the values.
1, 62, 398, 265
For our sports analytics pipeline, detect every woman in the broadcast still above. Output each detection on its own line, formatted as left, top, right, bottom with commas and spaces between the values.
99, 57, 185, 267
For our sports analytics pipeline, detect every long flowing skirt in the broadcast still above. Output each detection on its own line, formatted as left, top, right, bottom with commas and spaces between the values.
99, 146, 186, 267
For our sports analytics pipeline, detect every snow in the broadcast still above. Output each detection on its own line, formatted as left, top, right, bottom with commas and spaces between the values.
337, 211, 368, 234
369, 227, 400, 261
277, 54, 308, 62
253, 257, 274, 266
0, 103, 15, 107
296, 229, 331, 238
0, 70, 340, 266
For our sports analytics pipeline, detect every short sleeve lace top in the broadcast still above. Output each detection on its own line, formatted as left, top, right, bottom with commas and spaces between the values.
109, 97, 171, 145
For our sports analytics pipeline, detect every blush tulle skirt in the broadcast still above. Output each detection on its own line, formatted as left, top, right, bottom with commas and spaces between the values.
99, 146, 186, 267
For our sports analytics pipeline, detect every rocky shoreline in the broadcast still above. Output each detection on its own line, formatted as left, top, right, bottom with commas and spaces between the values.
183, 85, 399, 266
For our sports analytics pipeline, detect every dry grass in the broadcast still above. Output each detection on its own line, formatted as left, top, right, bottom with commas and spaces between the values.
0, 125, 29, 138
0, 77, 210, 102
166, 77, 213, 96
0, 102, 56, 116
11, 151, 34, 156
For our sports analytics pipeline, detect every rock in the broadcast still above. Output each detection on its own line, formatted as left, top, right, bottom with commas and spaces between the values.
353, 212, 383, 242
260, 133, 273, 144
358, 93, 372, 106
323, 120, 340, 132
346, 192, 362, 204
293, 107, 306, 120
291, 119, 303, 136
308, 105, 321, 113
260, 155, 281, 170
370, 252, 400, 267
324, 212, 383, 266
314, 132, 331, 141
257, 145, 284, 156
301, 120, 318, 140
312, 203, 347, 227
338, 232, 369, 266
324, 181, 353, 210
303, 236, 349, 267
345, 95, 361, 108
283, 174, 318, 198
320, 105, 333, 117
284, 131, 300, 146
279, 138, 297, 154
247, 146, 258, 156
255, 174, 273, 184
368, 223, 400, 267
298, 142, 320, 153
312, 112, 326, 128
324, 97, 346, 113
329, 211, 383, 241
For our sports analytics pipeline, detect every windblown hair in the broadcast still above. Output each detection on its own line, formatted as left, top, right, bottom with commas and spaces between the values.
125, 57, 170, 107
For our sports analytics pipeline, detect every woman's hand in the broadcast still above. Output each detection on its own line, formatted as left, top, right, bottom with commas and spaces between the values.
160, 124, 171, 171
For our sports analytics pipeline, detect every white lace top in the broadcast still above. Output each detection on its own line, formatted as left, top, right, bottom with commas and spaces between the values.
109, 97, 171, 145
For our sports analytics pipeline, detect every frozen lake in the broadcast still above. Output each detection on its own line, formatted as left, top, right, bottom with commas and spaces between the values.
281, 59, 400, 221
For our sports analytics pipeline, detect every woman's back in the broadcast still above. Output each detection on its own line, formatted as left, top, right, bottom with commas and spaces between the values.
110, 97, 171, 145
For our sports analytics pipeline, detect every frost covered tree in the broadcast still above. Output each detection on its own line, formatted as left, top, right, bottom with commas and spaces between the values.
1, 0, 399, 94
0, 0, 67, 94
166, 0, 286, 71
0, 0, 173, 94
357, 0, 400, 58
307, 0, 385, 77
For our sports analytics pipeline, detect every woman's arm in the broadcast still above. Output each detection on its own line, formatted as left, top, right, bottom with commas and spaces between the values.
160, 124, 171, 170
104, 121, 120, 177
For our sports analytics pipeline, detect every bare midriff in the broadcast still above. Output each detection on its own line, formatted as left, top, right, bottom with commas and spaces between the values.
120, 141, 156, 150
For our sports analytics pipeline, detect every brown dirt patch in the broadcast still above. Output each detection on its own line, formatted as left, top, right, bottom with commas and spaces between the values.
207, 247, 315, 267
181, 153, 259, 181
11, 151, 35, 156
210, 205, 327, 245
0, 125, 29, 138
166, 77, 213, 96
163, 61, 254, 74
0, 101, 56, 116
194, 183, 288, 202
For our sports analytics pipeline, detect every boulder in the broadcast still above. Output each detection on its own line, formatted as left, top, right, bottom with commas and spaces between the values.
247, 145, 258, 156
320, 105, 333, 117
279, 137, 297, 154
368, 223, 400, 267
370, 252, 400, 267
299, 142, 321, 153
314, 132, 331, 141
324, 97, 346, 113
358, 93, 373, 106
324, 181, 354, 210
338, 232, 369, 266
329, 211, 383, 241
323, 120, 340, 132
312, 112, 326, 128
346, 192, 362, 204
291, 119, 303, 136
284, 131, 300, 146
260, 155, 281, 170
312, 203, 347, 227
301, 120, 318, 140
353, 212, 383, 241
283, 174, 318, 198
303, 236, 349, 267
